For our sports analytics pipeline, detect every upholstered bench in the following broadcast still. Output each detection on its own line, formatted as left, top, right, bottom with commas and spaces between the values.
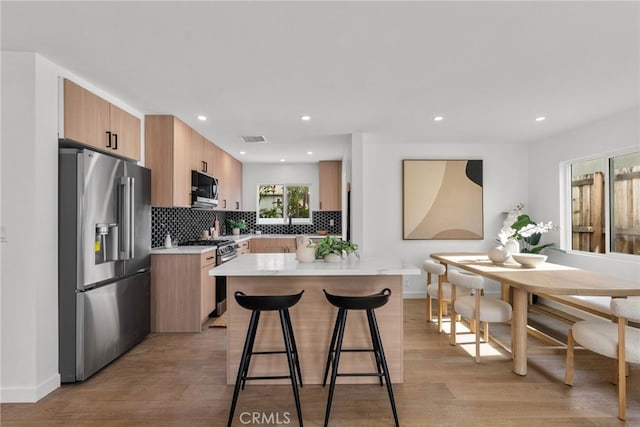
541, 294, 612, 320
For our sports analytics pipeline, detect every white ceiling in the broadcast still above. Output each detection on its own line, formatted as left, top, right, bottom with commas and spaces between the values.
2, 1, 638, 163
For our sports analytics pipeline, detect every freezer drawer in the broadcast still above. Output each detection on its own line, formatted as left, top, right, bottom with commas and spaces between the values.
63, 272, 150, 382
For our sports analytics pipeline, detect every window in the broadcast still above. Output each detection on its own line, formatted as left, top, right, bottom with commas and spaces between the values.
569, 150, 639, 255
257, 184, 311, 224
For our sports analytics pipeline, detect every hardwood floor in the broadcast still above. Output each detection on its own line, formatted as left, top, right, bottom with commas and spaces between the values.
2, 299, 638, 426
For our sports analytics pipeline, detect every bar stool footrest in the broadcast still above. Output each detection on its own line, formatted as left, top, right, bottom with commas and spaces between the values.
336, 372, 384, 377
245, 375, 293, 381
251, 350, 289, 355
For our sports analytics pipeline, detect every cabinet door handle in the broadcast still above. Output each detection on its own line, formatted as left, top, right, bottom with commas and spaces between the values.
235, 201, 239, 210
206, 255, 215, 260
223, 200, 227, 209
201, 161, 206, 172
319, 201, 322, 210
113, 133, 118, 150
204, 161, 208, 173
106, 131, 112, 148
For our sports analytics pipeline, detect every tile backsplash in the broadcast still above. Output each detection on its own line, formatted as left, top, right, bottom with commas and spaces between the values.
152, 208, 341, 248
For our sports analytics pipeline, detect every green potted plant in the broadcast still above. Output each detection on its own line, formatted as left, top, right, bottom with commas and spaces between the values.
227, 219, 247, 236
315, 236, 359, 262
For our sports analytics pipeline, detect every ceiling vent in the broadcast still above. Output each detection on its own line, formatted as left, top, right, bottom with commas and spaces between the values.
241, 136, 267, 143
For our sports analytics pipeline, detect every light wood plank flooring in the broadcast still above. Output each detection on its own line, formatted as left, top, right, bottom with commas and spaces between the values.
2, 299, 638, 426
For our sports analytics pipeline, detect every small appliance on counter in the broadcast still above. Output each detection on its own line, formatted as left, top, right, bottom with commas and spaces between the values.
59, 147, 151, 382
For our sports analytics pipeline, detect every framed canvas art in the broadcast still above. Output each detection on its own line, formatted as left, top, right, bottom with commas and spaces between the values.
402, 159, 483, 240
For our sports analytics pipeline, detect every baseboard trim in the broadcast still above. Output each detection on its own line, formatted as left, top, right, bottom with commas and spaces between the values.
403, 291, 426, 299
1, 373, 60, 403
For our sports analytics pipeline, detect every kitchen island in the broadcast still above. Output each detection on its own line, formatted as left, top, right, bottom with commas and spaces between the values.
210, 253, 421, 385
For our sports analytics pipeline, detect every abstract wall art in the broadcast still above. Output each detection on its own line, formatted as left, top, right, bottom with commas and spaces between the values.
402, 159, 483, 240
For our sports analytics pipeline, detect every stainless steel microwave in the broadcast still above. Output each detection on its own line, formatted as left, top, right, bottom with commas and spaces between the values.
191, 170, 218, 209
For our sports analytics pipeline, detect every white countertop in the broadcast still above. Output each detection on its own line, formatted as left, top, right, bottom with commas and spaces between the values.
228, 234, 338, 240
209, 253, 422, 276
151, 246, 217, 255
152, 234, 339, 254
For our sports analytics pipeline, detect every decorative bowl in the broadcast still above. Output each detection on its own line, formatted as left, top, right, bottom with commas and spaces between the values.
511, 253, 547, 268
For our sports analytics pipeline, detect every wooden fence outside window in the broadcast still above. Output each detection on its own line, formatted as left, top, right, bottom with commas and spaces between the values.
571, 168, 640, 255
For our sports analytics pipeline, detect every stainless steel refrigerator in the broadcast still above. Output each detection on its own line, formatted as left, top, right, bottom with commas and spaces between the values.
58, 147, 151, 382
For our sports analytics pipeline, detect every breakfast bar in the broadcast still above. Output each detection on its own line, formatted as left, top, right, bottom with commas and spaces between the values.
210, 253, 421, 385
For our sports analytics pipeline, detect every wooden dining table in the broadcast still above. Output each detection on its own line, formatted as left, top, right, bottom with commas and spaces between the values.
430, 252, 640, 376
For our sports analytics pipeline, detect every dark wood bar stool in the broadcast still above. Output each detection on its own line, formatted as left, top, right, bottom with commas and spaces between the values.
228, 290, 304, 427
322, 288, 399, 427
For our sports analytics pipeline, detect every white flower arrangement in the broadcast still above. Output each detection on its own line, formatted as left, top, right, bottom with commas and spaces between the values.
499, 204, 558, 253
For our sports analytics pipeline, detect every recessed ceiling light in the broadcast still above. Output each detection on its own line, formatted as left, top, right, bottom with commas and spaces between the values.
197, 115, 207, 121
300, 115, 311, 121
307, 151, 313, 155
280, 158, 286, 162
239, 151, 246, 155
433, 115, 444, 122
535, 116, 546, 122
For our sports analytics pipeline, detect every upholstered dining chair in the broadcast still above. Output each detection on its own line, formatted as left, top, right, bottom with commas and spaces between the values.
422, 260, 450, 332
449, 269, 513, 362
565, 298, 640, 420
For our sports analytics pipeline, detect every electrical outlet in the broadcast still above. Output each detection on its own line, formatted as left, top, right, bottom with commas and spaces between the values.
329, 219, 335, 226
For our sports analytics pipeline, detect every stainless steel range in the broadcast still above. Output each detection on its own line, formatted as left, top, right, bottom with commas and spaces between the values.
180, 239, 237, 316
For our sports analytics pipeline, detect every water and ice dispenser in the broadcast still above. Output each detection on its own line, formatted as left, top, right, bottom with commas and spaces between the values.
95, 223, 119, 264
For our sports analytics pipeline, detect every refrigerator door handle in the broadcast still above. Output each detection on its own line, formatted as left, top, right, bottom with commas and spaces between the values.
129, 176, 135, 259
119, 176, 134, 260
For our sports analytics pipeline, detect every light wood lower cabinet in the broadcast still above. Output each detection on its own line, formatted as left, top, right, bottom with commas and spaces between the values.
151, 250, 217, 332
237, 239, 251, 255
250, 238, 295, 253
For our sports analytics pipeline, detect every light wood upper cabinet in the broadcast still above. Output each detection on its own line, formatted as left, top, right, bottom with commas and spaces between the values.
109, 104, 141, 160
145, 115, 192, 207
190, 129, 206, 173
229, 156, 243, 211
62, 79, 141, 161
319, 160, 342, 211
63, 79, 110, 149
217, 150, 242, 211
145, 114, 242, 209
203, 138, 222, 178
190, 130, 221, 176
217, 150, 231, 209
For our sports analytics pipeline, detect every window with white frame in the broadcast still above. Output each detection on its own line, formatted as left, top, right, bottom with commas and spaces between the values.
257, 184, 312, 224
569, 150, 639, 255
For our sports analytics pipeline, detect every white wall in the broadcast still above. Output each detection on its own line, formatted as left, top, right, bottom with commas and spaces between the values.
350, 132, 364, 245
0, 52, 145, 402
527, 107, 640, 280
242, 162, 319, 211
356, 135, 530, 297
1, 52, 59, 402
